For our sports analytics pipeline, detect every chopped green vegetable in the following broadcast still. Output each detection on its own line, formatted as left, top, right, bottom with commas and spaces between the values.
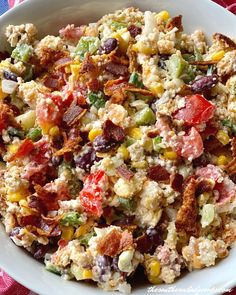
24, 65, 33, 82
58, 161, 72, 177
134, 107, 156, 125
153, 136, 163, 153
11, 44, 33, 63
129, 72, 144, 88
75, 37, 100, 60
201, 204, 215, 228
124, 137, 135, 147
45, 262, 61, 275
181, 65, 196, 83
194, 46, 203, 61
110, 21, 127, 30
60, 212, 83, 227
182, 53, 195, 62
118, 197, 136, 211
167, 54, 188, 79
78, 231, 95, 247
27, 127, 42, 142
88, 91, 106, 109
7, 127, 24, 139
222, 119, 236, 134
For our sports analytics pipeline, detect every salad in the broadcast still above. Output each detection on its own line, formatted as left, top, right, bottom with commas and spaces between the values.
0, 6, 236, 293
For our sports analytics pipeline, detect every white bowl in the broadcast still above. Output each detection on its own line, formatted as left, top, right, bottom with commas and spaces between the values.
0, 0, 236, 294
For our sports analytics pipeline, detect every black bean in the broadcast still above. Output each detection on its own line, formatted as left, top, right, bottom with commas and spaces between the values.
99, 38, 118, 54
96, 255, 111, 276
93, 135, 117, 152
10, 227, 21, 237
191, 74, 218, 93
3, 70, 18, 82
75, 147, 100, 171
128, 25, 142, 38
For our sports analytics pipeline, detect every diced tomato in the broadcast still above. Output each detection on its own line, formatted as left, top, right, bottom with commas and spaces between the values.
10, 139, 34, 161
79, 170, 107, 217
178, 127, 204, 160
173, 95, 216, 126
195, 164, 224, 182
36, 97, 62, 132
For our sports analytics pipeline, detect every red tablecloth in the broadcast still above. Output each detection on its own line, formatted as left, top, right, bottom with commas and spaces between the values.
0, 0, 236, 294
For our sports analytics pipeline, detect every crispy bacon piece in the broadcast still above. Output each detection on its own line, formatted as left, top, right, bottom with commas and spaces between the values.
54, 136, 81, 156
54, 57, 72, 69
35, 182, 69, 211
116, 164, 134, 181
97, 229, 133, 257
196, 179, 215, 195
63, 100, 87, 126
231, 137, 236, 157
213, 33, 236, 51
104, 78, 129, 104
127, 43, 139, 73
80, 54, 99, 77
43, 72, 66, 90
20, 215, 40, 227
170, 173, 184, 192
166, 15, 183, 31
104, 61, 129, 77
36, 215, 61, 237
148, 165, 170, 183
189, 60, 218, 66
147, 128, 160, 138
40, 48, 68, 68
103, 120, 125, 142
0, 103, 19, 132
225, 158, 236, 176
175, 178, 199, 237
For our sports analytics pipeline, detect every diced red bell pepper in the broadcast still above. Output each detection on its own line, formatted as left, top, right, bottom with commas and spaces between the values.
173, 94, 216, 126
9, 138, 34, 161
79, 170, 107, 217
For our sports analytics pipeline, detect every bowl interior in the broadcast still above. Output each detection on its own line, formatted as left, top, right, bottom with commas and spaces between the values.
0, 0, 236, 294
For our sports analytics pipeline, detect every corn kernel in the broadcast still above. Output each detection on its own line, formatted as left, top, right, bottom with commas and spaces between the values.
7, 143, 19, 154
82, 269, 93, 279
112, 30, 130, 53
70, 64, 80, 76
118, 145, 130, 160
128, 127, 142, 140
211, 50, 225, 61
216, 130, 230, 145
132, 42, 158, 55
163, 149, 178, 160
88, 128, 103, 142
217, 155, 229, 166
149, 260, 161, 277
7, 191, 27, 202
61, 226, 74, 241
74, 220, 93, 238
132, 160, 147, 169
41, 123, 54, 135
49, 126, 60, 137
149, 82, 164, 97
156, 10, 170, 21
148, 275, 162, 284
198, 192, 211, 207
19, 199, 32, 215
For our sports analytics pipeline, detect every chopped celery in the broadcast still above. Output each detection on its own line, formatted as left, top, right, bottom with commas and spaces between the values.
201, 204, 215, 228
78, 231, 95, 247
24, 65, 33, 82
124, 137, 135, 147
110, 21, 127, 30
7, 127, 24, 139
118, 197, 136, 211
60, 212, 83, 227
27, 127, 42, 142
153, 136, 163, 153
181, 65, 196, 83
167, 54, 188, 79
75, 36, 100, 59
129, 72, 144, 88
182, 53, 195, 62
194, 47, 203, 61
45, 263, 61, 275
88, 91, 106, 109
11, 44, 33, 63
134, 107, 156, 126
222, 119, 236, 134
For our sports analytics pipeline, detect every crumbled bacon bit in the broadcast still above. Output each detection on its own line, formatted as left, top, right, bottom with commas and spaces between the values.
63, 100, 87, 126
28, 195, 47, 215
196, 179, 215, 195
104, 78, 129, 104
204, 136, 223, 153
231, 137, 236, 157
213, 33, 236, 50
147, 128, 160, 138
20, 215, 40, 227
80, 54, 99, 77
166, 15, 183, 31
175, 178, 199, 237
54, 57, 72, 69
116, 164, 134, 181
170, 173, 184, 192
104, 61, 129, 77
54, 136, 81, 156
127, 43, 139, 73
97, 229, 133, 257
189, 60, 218, 66
59, 24, 86, 43
0, 103, 19, 133
103, 120, 125, 142
225, 158, 236, 176
148, 165, 170, 183
40, 48, 67, 68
